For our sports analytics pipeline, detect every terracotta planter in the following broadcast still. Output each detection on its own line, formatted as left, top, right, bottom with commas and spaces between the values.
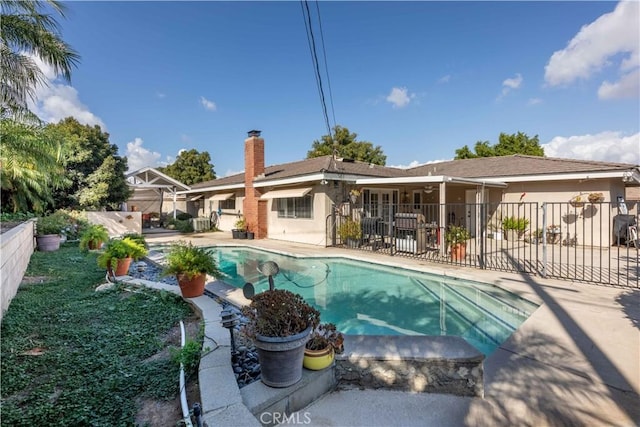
254, 326, 311, 388
88, 240, 103, 250
303, 346, 334, 371
36, 234, 61, 252
107, 257, 133, 277
450, 243, 466, 261
177, 273, 206, 298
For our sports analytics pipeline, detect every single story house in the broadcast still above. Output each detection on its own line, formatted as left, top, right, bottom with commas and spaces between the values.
127, 131, 640, 249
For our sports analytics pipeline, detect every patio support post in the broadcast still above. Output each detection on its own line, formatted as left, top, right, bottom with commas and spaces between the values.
439, 182, 447, 257
173, 186, 177, 220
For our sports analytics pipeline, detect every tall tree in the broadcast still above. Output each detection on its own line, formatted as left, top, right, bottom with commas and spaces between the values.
307, 125, 387, 166
158, 149, 216, 185
45, 117, 130, 210
455, 132, 544, 159
0, 119, 69, 212
1, 0, 80, 122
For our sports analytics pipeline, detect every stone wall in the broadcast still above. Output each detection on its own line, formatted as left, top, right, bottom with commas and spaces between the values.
335, 335, 484, 398
1, 220, 35, 320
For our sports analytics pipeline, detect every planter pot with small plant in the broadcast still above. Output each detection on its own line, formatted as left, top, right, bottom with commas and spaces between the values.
234, 216, 247, 239
338, 219, 362, 248
242, 289, 320, 387
163, 241, 221, 298
445, 225, 471, 260
304, 322, 344, 371
502, 216, 530, 241
97, 237, 148, 277
79, 224, 109, 251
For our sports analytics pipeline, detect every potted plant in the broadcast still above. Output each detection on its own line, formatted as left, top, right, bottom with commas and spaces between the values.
79, 224, 109, 251
546, 224, 561, 244
569, 194, 585, 208
303, 322, 344, 371
445, 225, 471, 260
241, 289, 320, 387
502, 216, 529, 241
338, 219, 362, 248
97, 236, 147, 277
35, 212, 67, 252
588, 192, 605, 203
234, 216, 247, 239
349, 188, 361, 204
163, 241, 221, 298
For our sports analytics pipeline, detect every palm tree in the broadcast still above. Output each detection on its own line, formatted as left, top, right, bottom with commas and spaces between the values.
1, 0, 80, 122
0, 119, 69, 212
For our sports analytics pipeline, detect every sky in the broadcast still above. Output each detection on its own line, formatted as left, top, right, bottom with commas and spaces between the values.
31, 1, 640, 177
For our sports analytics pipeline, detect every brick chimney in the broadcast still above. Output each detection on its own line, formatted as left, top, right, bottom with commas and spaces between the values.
244, 130, 267, 239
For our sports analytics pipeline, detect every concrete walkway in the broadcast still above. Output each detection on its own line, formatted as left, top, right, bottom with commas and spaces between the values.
144, 231, 640, 427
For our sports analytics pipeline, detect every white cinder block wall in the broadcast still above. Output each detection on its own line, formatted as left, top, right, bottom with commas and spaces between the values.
0, 220, 35, 321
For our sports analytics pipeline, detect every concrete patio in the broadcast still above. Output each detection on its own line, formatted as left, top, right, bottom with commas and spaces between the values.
144, 231, 640, 427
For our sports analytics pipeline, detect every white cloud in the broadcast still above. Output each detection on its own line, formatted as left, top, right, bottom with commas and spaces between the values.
499, 73, 523, 98
598, 68, 640, 99
386, 87, 415, 109
438, 75, 451, 84
544, 1, 639, 99
27, 55, 105, 128
389, 159, 449, 169
200, 96, 217, 111
542, 131, 640, 164
224, 168, 244, 177
528, 98, 543, 105
156, 92, 166, 99
126, 138, 162, 172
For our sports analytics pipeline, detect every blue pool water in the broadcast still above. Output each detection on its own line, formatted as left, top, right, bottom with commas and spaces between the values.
210, 246, 538, 356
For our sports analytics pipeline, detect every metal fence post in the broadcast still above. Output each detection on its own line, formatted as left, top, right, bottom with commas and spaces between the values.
542, 202, 548, 278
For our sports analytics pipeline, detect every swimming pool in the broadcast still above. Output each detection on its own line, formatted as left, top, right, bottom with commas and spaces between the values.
210, 246, 538, 356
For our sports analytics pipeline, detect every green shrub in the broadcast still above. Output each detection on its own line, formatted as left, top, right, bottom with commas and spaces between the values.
338, 219, 361, 241
97, 237, 148, 269
79, 224, 109, 250
163, 241, 220, 280
502, 216, 529, 232
445, 225, 471, 245
176, 212, 192, 221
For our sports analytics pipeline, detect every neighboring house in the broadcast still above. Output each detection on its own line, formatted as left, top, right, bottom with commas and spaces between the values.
172, 131, 639, 248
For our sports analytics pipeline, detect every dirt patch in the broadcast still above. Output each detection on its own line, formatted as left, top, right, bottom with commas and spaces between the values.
20, 276, 50, 286
135, 313, 203, 426
0, 221, 22, 234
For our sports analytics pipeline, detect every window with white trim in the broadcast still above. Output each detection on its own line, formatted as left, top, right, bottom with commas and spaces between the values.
277, 195, 313, 218
219, 198, 235, 210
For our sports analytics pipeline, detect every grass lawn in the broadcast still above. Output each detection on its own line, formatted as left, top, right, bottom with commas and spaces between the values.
1, 244, 199, 426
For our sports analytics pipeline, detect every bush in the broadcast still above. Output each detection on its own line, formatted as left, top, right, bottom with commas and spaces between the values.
163, 241, 220, 280
79, 224, 109, 250
502, 216, 529, 232
445, 225, 471, 245
338, 219, 361, 241
176, 212, 193, 221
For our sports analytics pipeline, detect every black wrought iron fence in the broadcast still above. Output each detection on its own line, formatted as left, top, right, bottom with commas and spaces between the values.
328, 200, 639, 288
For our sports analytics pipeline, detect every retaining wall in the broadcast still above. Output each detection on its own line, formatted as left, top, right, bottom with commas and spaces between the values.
0, 220, 36, 321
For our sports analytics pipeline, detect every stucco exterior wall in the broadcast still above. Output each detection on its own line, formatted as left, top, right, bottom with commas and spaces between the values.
87, 212, 142, 236
266, 187, 331, 246
1, 220, 35, 321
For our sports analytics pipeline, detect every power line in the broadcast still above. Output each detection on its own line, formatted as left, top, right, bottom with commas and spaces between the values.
300, 0, 334, 142
314, 0, 336, 132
